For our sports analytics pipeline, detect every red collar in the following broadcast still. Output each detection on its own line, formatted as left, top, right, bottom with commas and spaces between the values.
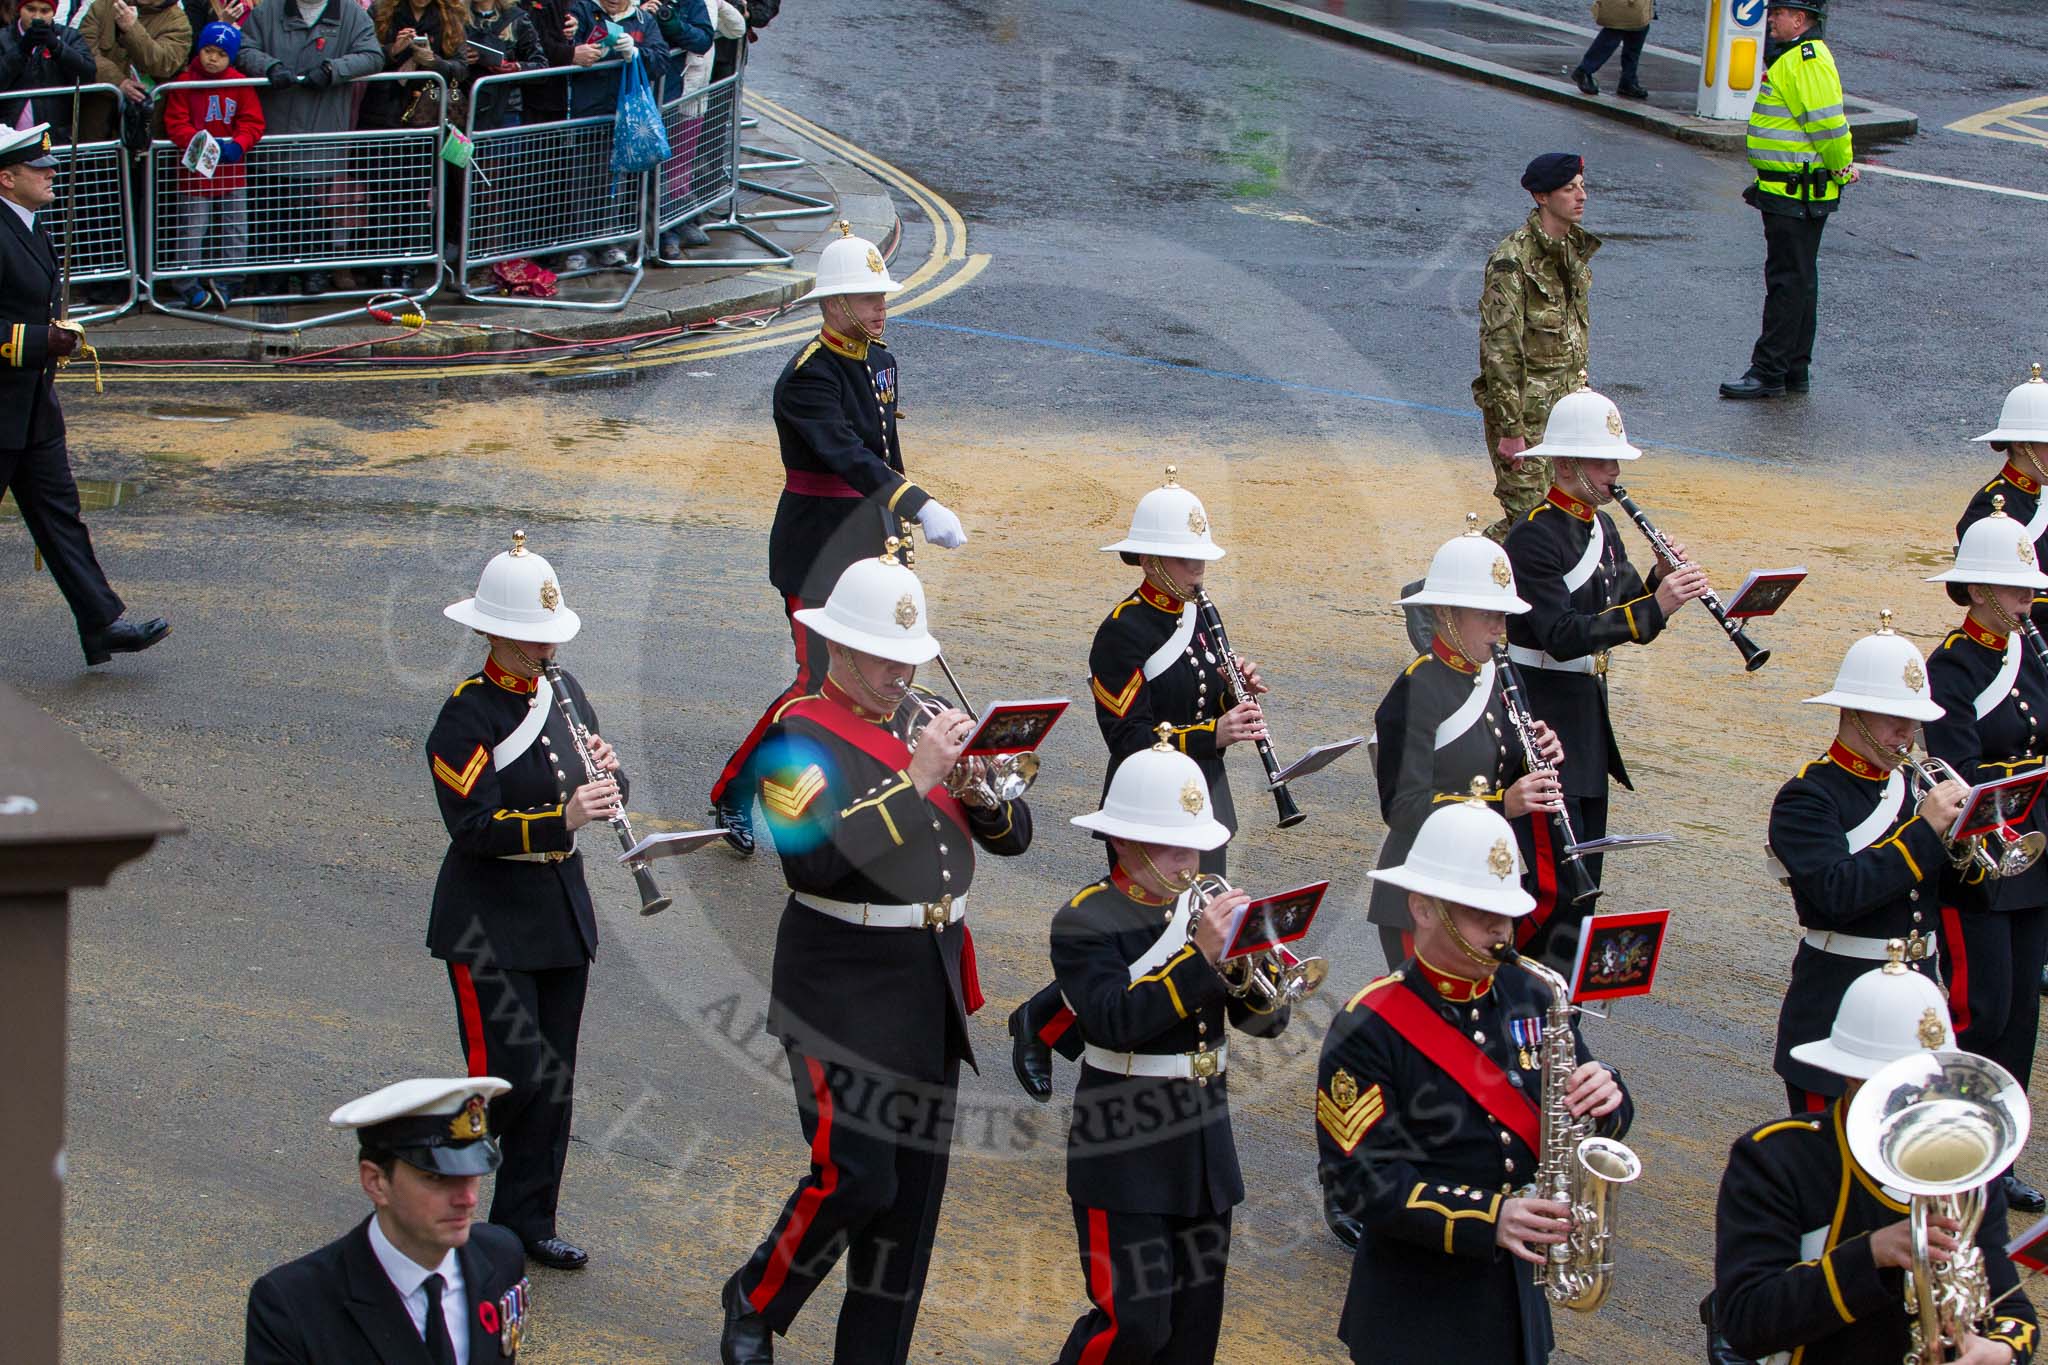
1110, 865, 1174, 907
819, 326, 870, 361
1136, 579, 1186, 613
1545, 486, 1595, 522
1826, 739, 1888, 782
2001, 462, 2042, 497
1412, 951, 1493, 1003
819, 675, 893, 722
483, 656, 538, 694
1432, 636, 1480, 675
1963, 615, 2009, 652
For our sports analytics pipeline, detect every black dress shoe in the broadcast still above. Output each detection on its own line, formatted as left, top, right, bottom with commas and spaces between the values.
1325, 1206, 1363, 1250
81, 615, 171, 666
1618, 81, 1650, 99
1007, 1004, 1054, 1103
1718, 373, 1786, 400
1784, 371, 1810, 393
721, 1272, 774, 1364
2004, 1173, 2048, 1213
524, 1236, 589, 1270
1568, 66, 1599, 95
710, 799, 756, 855
680, 221, 712, 248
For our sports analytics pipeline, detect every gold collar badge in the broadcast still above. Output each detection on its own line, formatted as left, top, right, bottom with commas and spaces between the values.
895, 593, 918, 629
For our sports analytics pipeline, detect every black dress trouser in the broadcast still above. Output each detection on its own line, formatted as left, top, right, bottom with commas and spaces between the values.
1748, 208, 1828, 384
1055, 1205, 1232, 1364
2, 433, 125, 637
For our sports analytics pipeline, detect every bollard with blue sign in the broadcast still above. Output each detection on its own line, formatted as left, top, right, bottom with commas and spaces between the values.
1698, 0, 1767, 119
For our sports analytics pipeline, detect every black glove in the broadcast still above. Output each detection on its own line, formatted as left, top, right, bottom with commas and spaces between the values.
23, 18, 53, 37
303, 60, 335, 88
266, 62, 296, 86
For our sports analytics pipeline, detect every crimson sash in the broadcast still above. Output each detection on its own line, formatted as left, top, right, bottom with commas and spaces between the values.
1357, 980, 1542, 1154
780, 696, 973, 838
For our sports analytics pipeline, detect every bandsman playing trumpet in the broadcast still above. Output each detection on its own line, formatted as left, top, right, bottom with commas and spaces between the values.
1767, 615, 1963, 1114
1317, 792, 1631, 1365
717, 545, 1032, 1365
1712, 958, 2038, 1364
1049, 730, 1289, 1364
1925, 505, 2048, 1212
1955, 365, 2048, 636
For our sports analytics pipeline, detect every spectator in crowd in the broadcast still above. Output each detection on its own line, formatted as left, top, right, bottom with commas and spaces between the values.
234, 0, 379, 292
180, 0, 250, 65
655, 0, 724, 255
1569, 0, 1652, 100
0, 0, 97, 141
706, 0, 766, 83
459, 0, 539, 130
561, 0, 667, 270
75, 0, 189, 141
162, 20, 260, 307
359, 0, 467, 288
515, 0, 572, 125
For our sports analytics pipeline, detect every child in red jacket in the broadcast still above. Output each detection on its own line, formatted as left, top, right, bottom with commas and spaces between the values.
162, 21, 264, 310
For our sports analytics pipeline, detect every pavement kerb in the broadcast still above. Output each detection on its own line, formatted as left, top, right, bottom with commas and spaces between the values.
1191, 0, 1918, 153
88, 111, 896, 362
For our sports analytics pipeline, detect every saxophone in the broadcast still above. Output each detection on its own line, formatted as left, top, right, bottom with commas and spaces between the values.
1496, 946, 1642, 1312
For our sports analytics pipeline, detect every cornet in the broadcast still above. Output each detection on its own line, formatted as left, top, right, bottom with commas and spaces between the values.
902, 690, 1039, 809
1187, 873, 1328, 1008
1896, 749, 2046, 880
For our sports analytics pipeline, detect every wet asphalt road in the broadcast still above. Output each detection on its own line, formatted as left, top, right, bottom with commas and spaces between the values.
14, 1, 2048, 1361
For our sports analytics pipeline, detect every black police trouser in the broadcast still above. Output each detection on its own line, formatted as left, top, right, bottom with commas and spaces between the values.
1056, 1205, 1232, 1364
446, 959, 588, 1243
1577, 25, 1647, 84
1748, 208, 1828, 384
1519, 794, 1608, 976
736, 1047, 960, 1363
3, 432, 125, 639
1938, 902, 2048, 1096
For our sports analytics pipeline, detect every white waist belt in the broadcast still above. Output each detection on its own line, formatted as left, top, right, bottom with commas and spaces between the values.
794, 892, 967, 930
1507, 643, 1604, 676
1803, 928, 1932, 962
1082, 1041, 1228, 1081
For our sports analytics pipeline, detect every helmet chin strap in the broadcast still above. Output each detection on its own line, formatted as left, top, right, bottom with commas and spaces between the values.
830, 296, 881, 344
831, 656, 906, 716
1561, 458, 1608, 507
1975, 585, 2024, 637
1141, 555, 1194, 602
1431, 897, 1505, 972
1435, 607, 1475, 666
1846, 711, 1906, 771
1133, 843, 1197, 897
494, 637, 550, 675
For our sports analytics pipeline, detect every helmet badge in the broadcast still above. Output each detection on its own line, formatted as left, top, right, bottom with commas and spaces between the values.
1179, 779, 1205, 815
895, 593, 919, 630
1487, 838, 1514, 880
539, 578, 560, 612
1491, 557, 1512, 588
1187, 504, 1209, 535
1903, 657, 1925, 692
866, 247, 885, 274
1917, 1006, 1946, 1050
2022, 539, 2037, 568
1605, 409, 1624, 438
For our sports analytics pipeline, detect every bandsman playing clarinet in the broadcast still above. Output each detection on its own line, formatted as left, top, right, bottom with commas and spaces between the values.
1050, 729, 1288, 1364
1712, 960, 2038, 1364
1503, 382, 1708, 968
1955, 366, 2048, 636
1318, 791, 1631, 1364
1767, 614, 1964, 1114
718, 544, 1032, 1365
427, 532, 624, 1271
1007, 468, 1266, 1101
1925, 504, 2048, 1212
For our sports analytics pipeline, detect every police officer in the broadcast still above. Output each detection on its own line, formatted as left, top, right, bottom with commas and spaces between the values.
1051, 729, 1289, 1364
245, 1076, 534, 1364
1719, 0, 1856, 400
706, 223, 968, 854
1924, 506, 2048, 1212
1318, 793, 1632, 1364
718, 545, 1032, 1365
1005, 469, 1266, 1101
0, 122, 169, 666
427, 532, 622, 1270
1768, 616, 1965, 1113
1474, 152, 1599, 542
1502, 384, 1709, 969
1712, 965, 2038, 1363
1956, 366, 2048, 635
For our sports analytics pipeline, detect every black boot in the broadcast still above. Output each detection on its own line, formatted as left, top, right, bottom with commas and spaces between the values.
1617, 80, 1650, 99
710, 798, 756, 855
1008, 1003, 1054, 1102
81, 615, 171, 666
1719, 372, 1786, 400
720, 1272, 774, 1364
1569, 65, 1598, 95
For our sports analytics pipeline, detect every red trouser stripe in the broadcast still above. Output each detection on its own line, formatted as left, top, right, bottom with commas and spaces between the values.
749, 1055, 839, 1313
451, 963, 489, 1077
1077, 1207, 1119, 1365
1040, 1005, 1076, 1047
1942, 905, 1973, 1036
710, 595, 816, 804
1518, 809, 1560, 948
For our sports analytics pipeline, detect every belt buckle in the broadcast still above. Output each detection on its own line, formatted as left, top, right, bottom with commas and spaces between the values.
1593, 650, 1610, 677
1190, 1049, 1219, 1081
923, 893, 953, 930
546, 850, 569, 864
1905, 930, 1929, 962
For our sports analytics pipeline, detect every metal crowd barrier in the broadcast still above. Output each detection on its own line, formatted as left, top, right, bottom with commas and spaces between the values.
9, 83, 137, 324
650, 70, 789, 269
729, 42, 829, 223
144, 73, 446, 333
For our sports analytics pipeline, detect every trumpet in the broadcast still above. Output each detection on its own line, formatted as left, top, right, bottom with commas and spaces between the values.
1186, 873, 1328, 1007
1896, 748, 2046, 880
1609, 485, 1770, 672
541, 662, 671, 917
901, 687, 1039, 809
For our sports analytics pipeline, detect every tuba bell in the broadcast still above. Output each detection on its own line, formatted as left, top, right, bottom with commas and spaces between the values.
1846, 1048, 2033, 1364
1186, 873, 1328, 1007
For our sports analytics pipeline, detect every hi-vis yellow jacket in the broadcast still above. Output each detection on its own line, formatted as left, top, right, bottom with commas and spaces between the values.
1748, 38, 1853, 208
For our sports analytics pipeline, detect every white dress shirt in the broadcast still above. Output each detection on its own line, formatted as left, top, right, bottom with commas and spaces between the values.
2, 198, 33, 233
367, 1213, 472, 1364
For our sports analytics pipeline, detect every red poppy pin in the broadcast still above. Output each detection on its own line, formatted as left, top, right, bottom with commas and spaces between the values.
477, 1300, 500, 1333
314, 36, 325, 49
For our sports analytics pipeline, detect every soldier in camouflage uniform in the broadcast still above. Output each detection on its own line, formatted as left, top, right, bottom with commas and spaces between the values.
1472, 153, 1599, 543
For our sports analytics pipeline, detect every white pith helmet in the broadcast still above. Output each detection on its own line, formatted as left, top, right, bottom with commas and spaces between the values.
1368, 783, 1536, 917
794, 542, 940, 665
1791, 952, 1954, 1080
1396, 513, 1532, 613
1070, 726, 1231, 850
1974, 364, 2048, 444
799, 220, 902, 303
1521, 379, 1643, 461
1926, 497, 2048, 590
443, 530, 582, 643
1802, 611, 1943, 723
1101, 466, 1226, 562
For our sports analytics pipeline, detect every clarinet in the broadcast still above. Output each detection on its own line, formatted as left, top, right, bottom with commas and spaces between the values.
542, 662, 672, 917
1609, 485, 1771, 673
1491, 645, 1600, 907
1193, 589, 1305, 829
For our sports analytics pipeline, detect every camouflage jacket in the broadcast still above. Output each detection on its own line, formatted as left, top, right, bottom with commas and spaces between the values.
1470, 210, 1600, 438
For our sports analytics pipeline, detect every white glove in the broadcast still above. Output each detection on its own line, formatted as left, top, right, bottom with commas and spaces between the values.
917, 500, 967, 549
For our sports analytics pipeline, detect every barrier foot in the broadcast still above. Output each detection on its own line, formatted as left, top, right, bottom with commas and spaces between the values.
734, 178, 834, 222
738, 140, 805, 173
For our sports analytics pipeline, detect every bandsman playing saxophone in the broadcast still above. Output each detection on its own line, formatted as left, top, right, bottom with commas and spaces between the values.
1317, 791, 1631, 1365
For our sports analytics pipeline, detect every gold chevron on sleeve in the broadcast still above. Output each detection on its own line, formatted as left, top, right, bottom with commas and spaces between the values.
1091, 667, 1144, 718
762, 764, 828, 821
1317, 1081, 1384, 1155
432, 743, 490, 799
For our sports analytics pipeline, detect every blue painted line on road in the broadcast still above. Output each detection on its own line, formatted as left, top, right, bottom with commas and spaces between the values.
894, 317, 1770, 466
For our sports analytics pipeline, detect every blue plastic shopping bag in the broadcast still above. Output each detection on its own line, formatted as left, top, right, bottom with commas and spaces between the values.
611, 52, 671, 176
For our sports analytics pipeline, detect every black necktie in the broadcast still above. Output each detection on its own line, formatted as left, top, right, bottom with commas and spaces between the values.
420, 1273, 457, 1365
